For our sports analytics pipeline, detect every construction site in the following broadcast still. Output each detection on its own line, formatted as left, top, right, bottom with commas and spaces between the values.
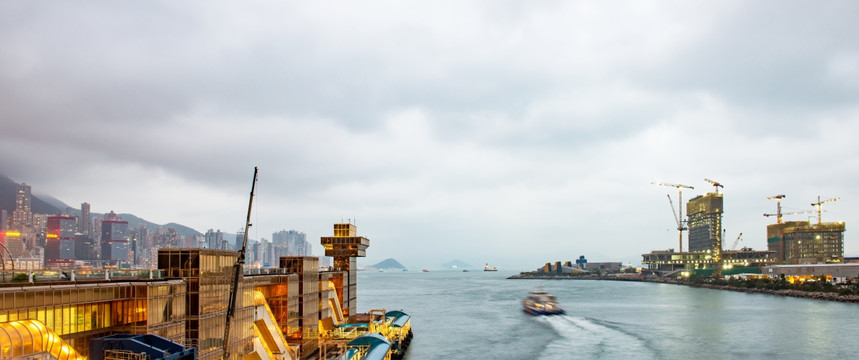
642, 179, 846, 277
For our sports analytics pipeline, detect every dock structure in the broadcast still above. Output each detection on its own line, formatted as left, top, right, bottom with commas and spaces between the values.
0, 223, 411, 360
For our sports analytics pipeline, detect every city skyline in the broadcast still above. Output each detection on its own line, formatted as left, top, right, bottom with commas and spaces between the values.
2, 1, 858, 268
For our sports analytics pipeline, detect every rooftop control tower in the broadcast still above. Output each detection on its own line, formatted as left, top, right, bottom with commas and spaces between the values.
321, 223, 369, 317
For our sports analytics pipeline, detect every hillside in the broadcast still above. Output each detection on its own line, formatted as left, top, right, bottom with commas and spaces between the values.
371, 258, 406, 269
0, 174, 61, 215
0, 174, 202, 237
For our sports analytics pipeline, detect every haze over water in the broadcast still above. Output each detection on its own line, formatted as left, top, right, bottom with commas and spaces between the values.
358, 270, 859, 359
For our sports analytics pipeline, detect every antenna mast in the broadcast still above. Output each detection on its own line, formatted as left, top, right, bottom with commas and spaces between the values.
223, 167, 258, 359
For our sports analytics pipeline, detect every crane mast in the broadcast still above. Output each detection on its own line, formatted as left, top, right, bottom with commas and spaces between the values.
811, 196, 839, 225
652, 182, 694, 252
766, 195, 786, 224
223, 167, 258, 360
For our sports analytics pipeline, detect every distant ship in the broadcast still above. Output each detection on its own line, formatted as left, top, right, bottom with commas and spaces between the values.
422, 269, 429, 272
484, 263, 498, 271
522, 290, 565, 316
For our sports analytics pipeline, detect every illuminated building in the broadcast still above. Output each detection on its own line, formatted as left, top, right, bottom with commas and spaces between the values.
279, 256, 321, 355
1, 230, 26, 260
101, 212, 130, 266
10, 183, 32, 232
686, 192, 723, 255
321, 223, 369, 317
767, 221, 845, 264
763, 263, 859, 284
46, 215, 77, 268
0, 274, 187, 357
0, 223, 404, 360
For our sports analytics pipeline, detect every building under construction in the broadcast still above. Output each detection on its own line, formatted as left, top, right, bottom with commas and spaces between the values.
0, 223, 412, 360
767, 221, 846, 264
642, 180, 776, 274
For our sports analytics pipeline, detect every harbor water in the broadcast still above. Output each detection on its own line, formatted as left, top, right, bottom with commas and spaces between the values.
357, 270, 859, 359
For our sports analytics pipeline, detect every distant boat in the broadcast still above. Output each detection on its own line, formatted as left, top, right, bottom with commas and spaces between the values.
484, 263, 498, 271
463, 269, 469, 272
422, 269, 429, 272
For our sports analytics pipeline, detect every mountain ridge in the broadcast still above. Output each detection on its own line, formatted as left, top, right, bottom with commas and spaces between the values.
0, 173, 202, 237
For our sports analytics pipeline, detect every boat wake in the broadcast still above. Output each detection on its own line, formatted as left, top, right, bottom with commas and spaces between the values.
534, 315, 658, 359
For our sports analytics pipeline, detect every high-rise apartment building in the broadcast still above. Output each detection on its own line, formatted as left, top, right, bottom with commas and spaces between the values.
74, 232, 97, 260
205, 229, 224, 249
45, 214, 77, 267
80, 202, 91, 236
273, 230, 310, 258
686, 192, 723, 256
1, 209, 7, 231
11, 183, 32, 232
101, 211, 130, 266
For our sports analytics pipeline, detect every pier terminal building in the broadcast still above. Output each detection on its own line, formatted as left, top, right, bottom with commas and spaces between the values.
0, 223, 412, 360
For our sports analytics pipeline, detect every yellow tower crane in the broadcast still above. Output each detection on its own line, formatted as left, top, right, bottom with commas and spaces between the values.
704, 178, 723, 194
765, 195, 786, 224
652, 182, 694, 252
811, 196, 839, 225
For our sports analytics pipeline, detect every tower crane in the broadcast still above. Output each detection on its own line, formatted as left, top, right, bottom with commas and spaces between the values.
766, 195, 786, 224
652, 182, 694, 252
704, 178, 723, 194
811, 196, 839, 225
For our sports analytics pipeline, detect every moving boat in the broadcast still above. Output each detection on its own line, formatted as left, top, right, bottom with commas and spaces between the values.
484, 263, 498, 271
522, 290, 565, 315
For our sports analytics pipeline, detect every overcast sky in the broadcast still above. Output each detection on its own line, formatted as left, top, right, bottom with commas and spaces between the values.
2, 1, 858, 269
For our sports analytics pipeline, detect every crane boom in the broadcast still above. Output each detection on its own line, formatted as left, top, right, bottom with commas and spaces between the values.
730, 233, 743, 251
667, 194, 681, 227
704, 178, 724, 193
766, 194, 786, 224
652, 181, 693, 252
223, 167, 258, 360
811, 196, 839, 225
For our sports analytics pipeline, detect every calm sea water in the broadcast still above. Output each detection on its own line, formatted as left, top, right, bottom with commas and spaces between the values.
356, 270, 859, 360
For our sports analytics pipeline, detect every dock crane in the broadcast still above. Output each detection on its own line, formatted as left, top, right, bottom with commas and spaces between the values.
652, 182, 694, 252
223, 167, 259, 360
811, 196, 839, 225
704, 178, 723, 194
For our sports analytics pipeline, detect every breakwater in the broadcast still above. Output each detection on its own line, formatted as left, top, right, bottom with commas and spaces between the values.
508, 273, 859, 303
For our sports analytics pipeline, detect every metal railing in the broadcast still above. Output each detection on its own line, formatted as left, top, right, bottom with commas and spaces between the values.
0, 269, 164, 284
